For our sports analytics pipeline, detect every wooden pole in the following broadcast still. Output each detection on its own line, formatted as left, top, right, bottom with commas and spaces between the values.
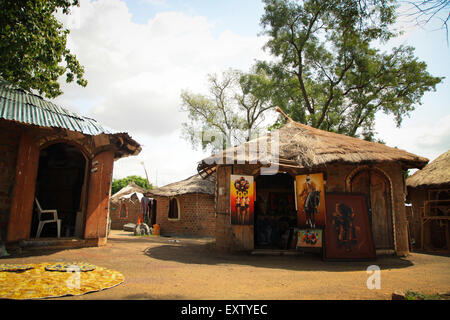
141, 161, 151, 191
275, 106, 293, 122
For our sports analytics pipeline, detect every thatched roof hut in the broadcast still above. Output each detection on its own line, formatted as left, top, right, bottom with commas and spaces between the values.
200, 109, 428, 256
198, 109, 428, 176
145, 174, 216, 238
406, 150, 450, 189
110, 182, 148, 203
147, 174, 215, 198
109, 182, 149, 230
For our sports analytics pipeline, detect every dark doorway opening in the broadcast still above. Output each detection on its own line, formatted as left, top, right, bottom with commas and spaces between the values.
31, 143, 87, 238
254, 172, 297, 249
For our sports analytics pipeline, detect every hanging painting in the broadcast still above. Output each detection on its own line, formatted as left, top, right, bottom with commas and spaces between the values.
324, 193, 376, 260
230, 175, 254, 225
297, 229, 323, 248
295, 173, 326, 228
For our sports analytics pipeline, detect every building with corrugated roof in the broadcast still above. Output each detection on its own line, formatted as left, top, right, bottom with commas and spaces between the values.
0, 78, 141, 248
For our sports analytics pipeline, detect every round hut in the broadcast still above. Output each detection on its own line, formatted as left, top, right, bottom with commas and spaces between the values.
198, 110, 428, 256
145, 174, 215, 237
110, 182, 148, 230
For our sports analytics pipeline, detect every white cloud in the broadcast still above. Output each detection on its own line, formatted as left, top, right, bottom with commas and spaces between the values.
53, 0, 448, 187
113, 129, 209, 187
139, 0, 166, 6
375, 112, 450, 163
53, 0, 270, 184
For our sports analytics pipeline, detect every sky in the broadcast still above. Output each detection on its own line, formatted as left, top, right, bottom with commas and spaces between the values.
53, 0, 450, 187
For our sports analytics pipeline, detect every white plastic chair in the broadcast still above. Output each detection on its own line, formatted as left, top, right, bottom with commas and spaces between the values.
35, 198, 61, 238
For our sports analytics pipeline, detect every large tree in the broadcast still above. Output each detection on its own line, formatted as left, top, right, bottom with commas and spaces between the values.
180, 69, 275, 152
257, 0, 443, 140
404, 1, 450, 43
112, 176, 151, 196
0, 0, 87, 98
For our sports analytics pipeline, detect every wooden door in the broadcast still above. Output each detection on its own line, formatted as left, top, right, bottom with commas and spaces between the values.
216, 165, 232, 214
351, 169, 393, 250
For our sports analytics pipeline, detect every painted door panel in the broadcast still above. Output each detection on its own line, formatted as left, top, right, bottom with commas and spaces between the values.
351, 169, 393, 249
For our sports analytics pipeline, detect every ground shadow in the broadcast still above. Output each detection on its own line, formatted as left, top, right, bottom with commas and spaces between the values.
142, 240, 414, 272
122, 293, 187, 300
411, 249, 450, 258
0, 247, 69, 259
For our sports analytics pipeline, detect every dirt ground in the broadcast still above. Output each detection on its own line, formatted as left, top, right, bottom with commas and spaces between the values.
2, 230, 450, 300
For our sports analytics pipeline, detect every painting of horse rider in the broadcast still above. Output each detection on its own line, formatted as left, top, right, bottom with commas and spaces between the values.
296, 173, 326, 228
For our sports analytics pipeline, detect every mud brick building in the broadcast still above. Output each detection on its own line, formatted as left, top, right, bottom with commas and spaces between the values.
198, 108, 428, 256
0, 78, 140, 248
109, 182, 148, 230
146, 174, 215, 237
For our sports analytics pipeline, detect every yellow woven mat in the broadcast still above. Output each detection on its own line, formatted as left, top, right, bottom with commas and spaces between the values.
45, 262, 96, 272
0, 264, 34, 272
0, 263, 124, 299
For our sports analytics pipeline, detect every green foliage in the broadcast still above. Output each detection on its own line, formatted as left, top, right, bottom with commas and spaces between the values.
405, 290, 449, 300
255, 0, 443, 140
0, 0, 87, 98
402, 169, 410, 180
180, 69, 275, 153
111, 175, 151, 196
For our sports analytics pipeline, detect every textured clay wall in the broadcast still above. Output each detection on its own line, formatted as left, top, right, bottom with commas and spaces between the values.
326, 162, 408, 255
155, 193, 215, 237
215, 162, 409, 255
0, 121, 21, 236
110, 197, 142, 230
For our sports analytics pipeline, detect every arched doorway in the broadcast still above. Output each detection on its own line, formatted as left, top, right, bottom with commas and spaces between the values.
31, 143, 87, 238
348, 168, 394, 250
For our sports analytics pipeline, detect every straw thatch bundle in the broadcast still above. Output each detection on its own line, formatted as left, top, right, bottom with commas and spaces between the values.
110, 182, 147, 204
199, 110, 428, 173
147, 174, 215, 197
406, 150, 450, 188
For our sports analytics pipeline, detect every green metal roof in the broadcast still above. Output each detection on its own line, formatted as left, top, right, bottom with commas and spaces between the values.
0, 78, 116, 135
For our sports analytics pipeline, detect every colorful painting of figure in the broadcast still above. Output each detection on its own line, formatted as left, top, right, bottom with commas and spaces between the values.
297, 229, 323, 248
230, 175, 254, 225
296, 173, 326, 228
324, 193, 376, 260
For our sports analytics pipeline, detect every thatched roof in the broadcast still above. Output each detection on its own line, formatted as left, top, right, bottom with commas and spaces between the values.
198, 110, 428, 176
146, 174, 215, 197
110, 182, 148, 203
406, 150, 450, 189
